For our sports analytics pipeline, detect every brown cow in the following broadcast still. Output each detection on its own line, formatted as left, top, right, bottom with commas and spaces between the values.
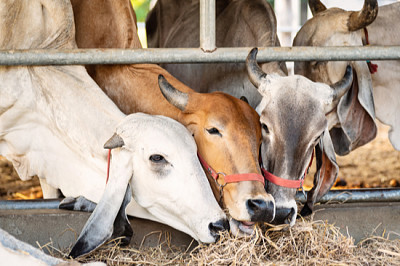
70, 0, 274, 235
294, 0, 400, 155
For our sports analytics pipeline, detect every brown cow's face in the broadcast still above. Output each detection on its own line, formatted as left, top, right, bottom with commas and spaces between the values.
177, 91, 276, 235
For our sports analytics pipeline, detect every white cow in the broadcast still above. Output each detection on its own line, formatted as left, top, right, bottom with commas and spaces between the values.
294, 0, 400, 154
0, 0, 227, 244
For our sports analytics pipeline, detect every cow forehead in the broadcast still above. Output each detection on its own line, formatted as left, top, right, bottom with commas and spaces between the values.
294, 8, 352, 46
257, 76, 328, 134
190, 92, 260, 128
116, 113, 197, 152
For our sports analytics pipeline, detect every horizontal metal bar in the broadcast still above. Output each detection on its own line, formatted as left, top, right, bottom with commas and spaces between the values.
0, 199, 62, 210
295, 188, 400, 204
0, 46, 400, 65
1, 189, 399, 210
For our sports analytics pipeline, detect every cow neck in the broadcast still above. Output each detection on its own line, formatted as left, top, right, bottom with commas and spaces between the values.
363, 28, 378, 74
197, 153, 265, 186
260, 151, 314, 189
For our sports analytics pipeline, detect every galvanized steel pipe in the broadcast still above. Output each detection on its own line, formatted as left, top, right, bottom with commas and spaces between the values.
200, 0, 216, 52
1, 46, 400, 65
1, 189, 399, 210
295, 188, 400, 204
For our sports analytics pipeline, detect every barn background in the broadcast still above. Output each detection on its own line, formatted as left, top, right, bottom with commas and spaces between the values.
1, 0, 399, 199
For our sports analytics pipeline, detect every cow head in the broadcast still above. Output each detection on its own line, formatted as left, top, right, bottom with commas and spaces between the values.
293, 0, 378, 155
247, 48, 353, 225
69, 113, 228, 258
158, 76, 275, 235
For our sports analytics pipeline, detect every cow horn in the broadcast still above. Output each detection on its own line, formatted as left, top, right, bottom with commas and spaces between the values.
330, 65, 353, 101
308, 0, 327, 15
324, 65, 353, 114
158, 75, 188, 111
347, 0, 378, 31
104, 133, 125, 149
246, 48, 267, 88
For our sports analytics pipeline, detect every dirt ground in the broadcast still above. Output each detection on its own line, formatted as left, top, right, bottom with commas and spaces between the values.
1, 122, 399, 200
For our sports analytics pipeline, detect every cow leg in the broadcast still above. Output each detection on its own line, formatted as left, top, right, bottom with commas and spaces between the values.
59, 196, 97, 212
38, 178, 61, 198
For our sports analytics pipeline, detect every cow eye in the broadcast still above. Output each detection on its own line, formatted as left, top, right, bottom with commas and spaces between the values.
149, 154, 166, 163
262, 123, 269, 134
206, 127, 221, 136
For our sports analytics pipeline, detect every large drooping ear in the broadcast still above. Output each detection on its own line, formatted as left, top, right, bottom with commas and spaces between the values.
329, 62, 377, 155
300, 128, 338, 216
69, 147, 133, 258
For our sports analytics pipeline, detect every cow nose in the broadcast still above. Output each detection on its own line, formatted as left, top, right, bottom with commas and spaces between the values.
209, 219, 230, 240
274, 207, 296, 225
246, 199, 275, 222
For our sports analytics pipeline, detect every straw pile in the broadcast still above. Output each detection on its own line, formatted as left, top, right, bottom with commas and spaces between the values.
45, 218, 400, 265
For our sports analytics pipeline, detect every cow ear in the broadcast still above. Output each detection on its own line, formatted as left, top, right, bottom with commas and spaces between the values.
300, 128, 338, 216
69, 149, 133, 258
329, 62, 377, 155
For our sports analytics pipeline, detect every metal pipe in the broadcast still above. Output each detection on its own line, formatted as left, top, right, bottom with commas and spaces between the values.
200, 0, 216, 52
295, 188, 400, 204
1, 46, 400, 65
1, 189, 399, 210
0, 199, 62, 210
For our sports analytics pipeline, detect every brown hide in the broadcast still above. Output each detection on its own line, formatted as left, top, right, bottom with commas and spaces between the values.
71, 0, 273, 224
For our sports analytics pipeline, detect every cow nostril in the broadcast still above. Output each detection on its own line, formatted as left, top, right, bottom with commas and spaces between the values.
246, 199, 267, 214
274, 207, 296, 225
209, 219, 230, 240
246, 199, 275, 222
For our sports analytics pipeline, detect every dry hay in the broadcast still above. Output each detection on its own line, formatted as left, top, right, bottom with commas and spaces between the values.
43, 219, 400, 265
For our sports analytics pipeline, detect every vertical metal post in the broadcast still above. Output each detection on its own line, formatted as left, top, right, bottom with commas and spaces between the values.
200, 0, 216, 52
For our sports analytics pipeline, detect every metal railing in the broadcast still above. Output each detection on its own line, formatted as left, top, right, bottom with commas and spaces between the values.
1, 1, 400, 207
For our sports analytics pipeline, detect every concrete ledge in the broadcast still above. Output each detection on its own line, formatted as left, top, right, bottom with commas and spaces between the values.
0, 209, 193, 251
1, 202, 399, 252
313, 201, 400, 243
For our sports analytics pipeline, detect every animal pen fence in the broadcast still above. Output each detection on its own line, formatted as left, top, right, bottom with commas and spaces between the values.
1, 0, 400, 208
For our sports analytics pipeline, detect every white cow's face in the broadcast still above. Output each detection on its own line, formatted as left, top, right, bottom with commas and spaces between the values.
123, 114, 228, 242
70, 113, 229, 258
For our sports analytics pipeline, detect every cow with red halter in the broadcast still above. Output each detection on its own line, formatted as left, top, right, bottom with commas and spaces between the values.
294, 0, 400, 155
246, 48, 354, 223
70, 0, 275, 235
146, 0, 355, 225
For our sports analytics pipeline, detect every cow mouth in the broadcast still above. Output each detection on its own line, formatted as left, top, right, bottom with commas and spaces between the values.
230, 218, 256, 236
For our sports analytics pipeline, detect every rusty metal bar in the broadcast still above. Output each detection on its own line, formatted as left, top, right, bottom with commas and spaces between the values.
200, 0, 216, 52
1, 46, 400, 65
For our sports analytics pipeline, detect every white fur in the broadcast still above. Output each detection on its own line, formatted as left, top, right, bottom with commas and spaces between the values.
0, 0, 225, 243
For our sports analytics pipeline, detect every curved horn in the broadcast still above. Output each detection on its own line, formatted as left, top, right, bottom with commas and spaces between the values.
347, 0, 378, 31
246, 48, 267, 88
158, 75, 188, 111
324, 65, 353, 114
331, 65, 353, 101
104, 133, 124, 149
309, 0, 327, 15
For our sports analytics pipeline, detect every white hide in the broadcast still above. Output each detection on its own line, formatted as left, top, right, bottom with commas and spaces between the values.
294, 2, 400, 151
0, 228, 104, 266
0, 0, 225, 243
